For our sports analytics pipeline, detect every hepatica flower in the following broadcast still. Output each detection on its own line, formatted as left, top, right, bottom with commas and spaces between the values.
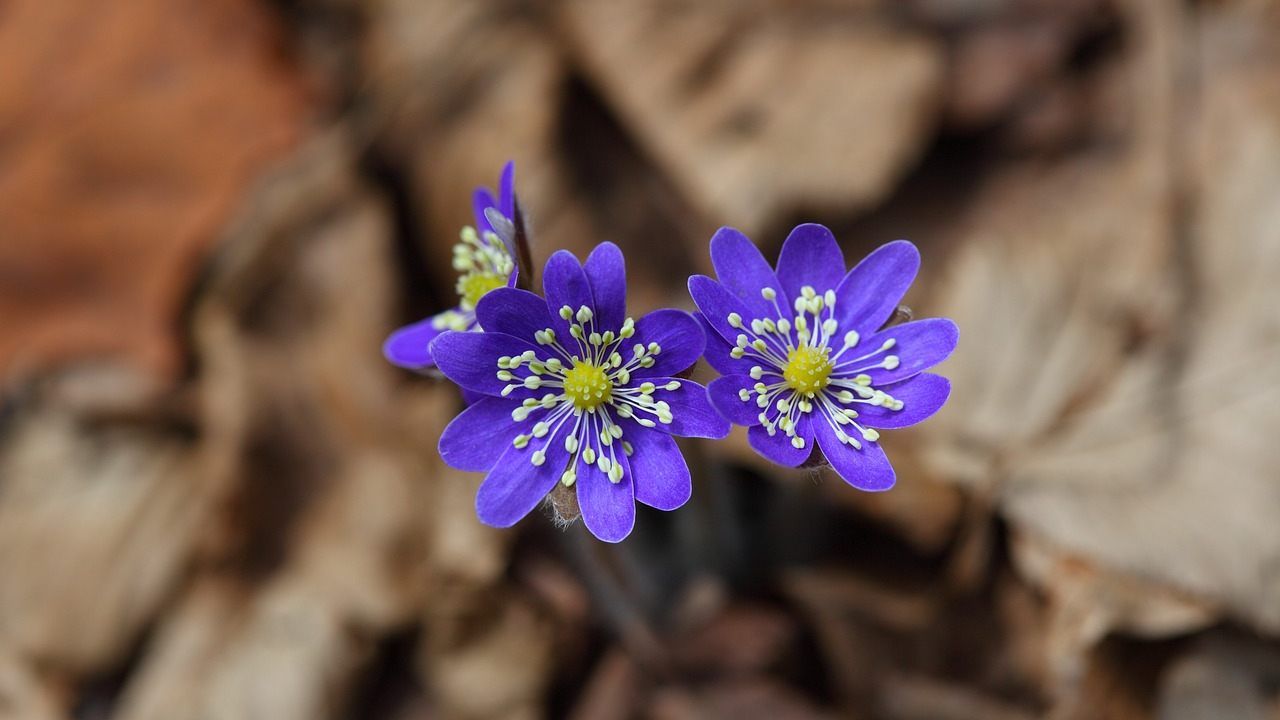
430, 243, 729, 542
690, 224, 957, 491
383, 162, 518, 370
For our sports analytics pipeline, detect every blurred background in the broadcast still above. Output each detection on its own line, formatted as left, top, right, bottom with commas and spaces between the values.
2, 0, 1279, 718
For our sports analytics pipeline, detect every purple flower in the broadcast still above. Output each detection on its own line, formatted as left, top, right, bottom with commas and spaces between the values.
383, 162, 518, 370
431, 243, 730, 542
689, 224, 957, 491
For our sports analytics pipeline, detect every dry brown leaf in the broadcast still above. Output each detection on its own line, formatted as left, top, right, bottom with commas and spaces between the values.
0, 404, 202, 673
0, 652, 68, 720
876, 674, 1037, 720
1155, 635, 1280, 720
997, 0, 1280, 634
671, 603, 797, 678
916, 0, 1280, 650
648, 680, 836, 720
113, 133, 423, 720
558, 0, 943, 234
363, 0, 599, 283
568, 649, 641, 720
403, 369, 555, 720
422, 592, 554, 720
1012, 531, 1216, 692
0, 0, 311, 384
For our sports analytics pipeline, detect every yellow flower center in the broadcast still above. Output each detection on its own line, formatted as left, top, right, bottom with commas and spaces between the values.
563, 360, 613, 411
457, 271, 507, 310
783, 346, 833, 396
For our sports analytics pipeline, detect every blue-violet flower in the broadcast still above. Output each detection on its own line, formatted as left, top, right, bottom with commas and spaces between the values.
689, 224, 957, 491
431, 243, 730, 542
383, 162, 518, 369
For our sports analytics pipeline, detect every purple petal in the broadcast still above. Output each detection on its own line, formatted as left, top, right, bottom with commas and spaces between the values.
709, 226, 784, 318
695, 313, 754, 376
630, 309, 705, 378
485, 207, 518, 258
621, 423, 692, 511
747, 416, 813, 467
472, 188, 498, 233
836, 318, 958, 385
575, 437, 635, 543
476, 288, 552, 342
439, 397, 527, 471
383, 315, 450, 369
542, 250, 594, 342
707, 374, 765, 427
498, 161, 516, 218
584, 242, 627, 333
431, 331, 542, 399
855, 373, 951, 429
688, 275, 755, 346
833, 240, 920, 336
776, 224, 845, 300
643, 378, 730, 439
475, 436, 567, 528
811, 418, 896, 491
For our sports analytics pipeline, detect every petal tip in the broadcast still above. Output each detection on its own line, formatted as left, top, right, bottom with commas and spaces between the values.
879, 239, 922, 267
791, 221, 835, 235
709, 225, 751, 249
686, 274, 718, 297
383, 322, 438, 369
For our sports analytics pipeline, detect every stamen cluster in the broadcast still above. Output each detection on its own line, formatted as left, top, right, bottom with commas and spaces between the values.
728, 285, 903, 450
497, 305, 675, 486
382, 162, 518, 371
434, 226, 515, 331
